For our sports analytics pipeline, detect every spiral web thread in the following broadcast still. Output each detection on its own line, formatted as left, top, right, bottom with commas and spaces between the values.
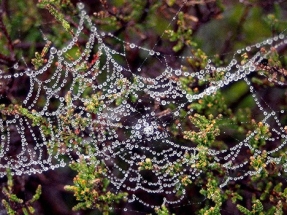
0, 2, 287, 209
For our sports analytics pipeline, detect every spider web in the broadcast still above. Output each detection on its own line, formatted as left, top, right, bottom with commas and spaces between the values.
1, 1, 287, 211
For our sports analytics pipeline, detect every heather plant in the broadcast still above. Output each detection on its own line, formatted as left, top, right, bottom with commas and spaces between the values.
1, 169, 41, 215
1, 0, 287, 215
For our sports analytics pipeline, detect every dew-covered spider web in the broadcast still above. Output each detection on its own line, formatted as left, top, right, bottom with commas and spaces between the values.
1, 1, 287, 212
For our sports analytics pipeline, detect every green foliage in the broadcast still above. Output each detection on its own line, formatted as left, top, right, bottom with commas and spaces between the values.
37, 0, 73, 34
31, 41, 51, 70
198, 179, 223, 215
237, 199, 264, 215
155, 205, 175, 215
1, 169, 41, 215
64, 157, 127, 214
165, 11, 193, 52
183, 113, 221, 147
138, 157, 153, 171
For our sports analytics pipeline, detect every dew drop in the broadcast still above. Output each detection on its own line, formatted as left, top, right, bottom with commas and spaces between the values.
130, 43, 136, 49
175, 70, 182, 76
26, 69, 32, 76
149, 50, 155, 56
249, 65, 256, 72
13, 63, 19, 69
135, 124, 141, 130
50, 47, 57, 54
91, 26, 97, 32
77, 2, 84, 10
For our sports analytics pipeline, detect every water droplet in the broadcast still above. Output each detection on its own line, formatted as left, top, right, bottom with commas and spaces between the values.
26, 69, 32, 76
130, 43, 135, 49
249, 65, 256, 72
135, 124, 141, 130
117, 66, 123, 72
77, 2, 84, 10
91, 26, 97, 32
149, 50, 155, 55
50, 47, 57, 54
13, 63, 19, 69
175, 70, 181, 76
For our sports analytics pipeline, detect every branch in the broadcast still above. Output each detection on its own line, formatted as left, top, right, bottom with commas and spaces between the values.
0, 1, 15, 59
